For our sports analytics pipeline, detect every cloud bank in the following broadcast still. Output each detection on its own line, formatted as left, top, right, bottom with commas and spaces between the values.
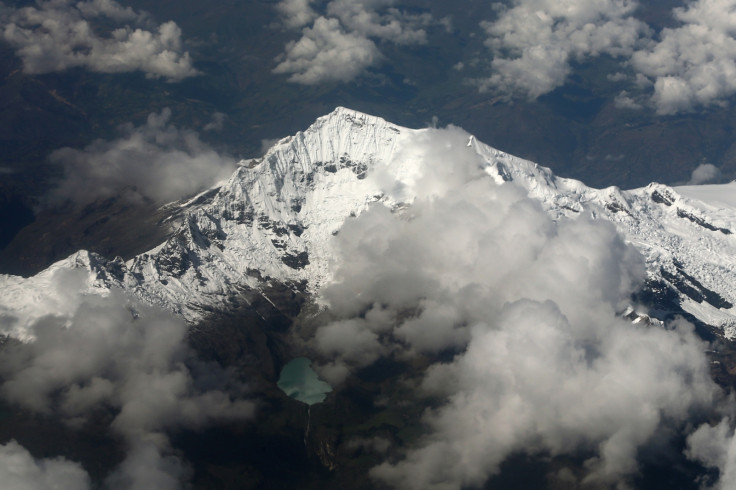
311, 126, 724, 488
49, 108, 237, 205
0, 0, 197, 80
273, 0, 433, 84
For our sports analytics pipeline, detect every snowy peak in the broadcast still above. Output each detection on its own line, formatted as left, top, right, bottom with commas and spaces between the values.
256, 106, 406, 175
3, 108, 736, 339
111, 108, 414, 322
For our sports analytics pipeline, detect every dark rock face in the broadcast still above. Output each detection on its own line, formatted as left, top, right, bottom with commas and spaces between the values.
659, 261, 734, 310
676, 208, 732, 235
651, 189, 675, 206
282, 251, 310, 270
495, 162, 513, 182
605, 199, 631, 216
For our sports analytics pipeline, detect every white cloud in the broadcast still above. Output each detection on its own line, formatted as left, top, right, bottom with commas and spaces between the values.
0, 270, 254, 488
0, 440, 91, 490
273, 16, 381, 84
276, 0, 318, 29
687, 418, 736, 490
48, 108, 237, 205
0, 0, 198, 80
273, 0, 433, 84
309, 126, 721, 488
630, 0, 736, 114
477, 0, 649, 99
0, 285, 255, 431
614, 90, 643, 109
326, 0, 431, 45
689, 163, 722, 184
373, 313, 716, 489
74, 0, 141, 22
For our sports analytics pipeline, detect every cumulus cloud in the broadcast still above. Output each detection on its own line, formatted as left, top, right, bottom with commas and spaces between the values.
273, 0, 433, 84
0, 270, 254, 488
276, 0, 318, 29
373, 313, 716, 489
0, 440, 91, 490
0, 0, 197, 80
477, 0, 649, 99
48, 108, 237, 205
311, 126, 721, 488
325, 0, 431, 45
0, 285, 254, 430
630, 0, 736, 114
273, 17, 381, 84
689, 163, 722, 184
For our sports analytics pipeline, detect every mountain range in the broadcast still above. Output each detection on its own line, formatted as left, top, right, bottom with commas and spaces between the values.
3, 107, 736, 340
3, 107, 736, 489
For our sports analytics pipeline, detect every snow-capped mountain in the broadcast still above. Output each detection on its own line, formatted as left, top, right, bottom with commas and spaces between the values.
3, 107, 736, 339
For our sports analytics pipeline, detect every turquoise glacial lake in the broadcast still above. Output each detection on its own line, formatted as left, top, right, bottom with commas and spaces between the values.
277, 357, 332, 405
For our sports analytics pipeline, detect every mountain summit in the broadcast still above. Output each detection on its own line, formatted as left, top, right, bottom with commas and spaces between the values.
2, 107, 736, 339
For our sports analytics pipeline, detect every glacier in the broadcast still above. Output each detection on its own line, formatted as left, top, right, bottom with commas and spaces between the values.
2, 106, 736, 340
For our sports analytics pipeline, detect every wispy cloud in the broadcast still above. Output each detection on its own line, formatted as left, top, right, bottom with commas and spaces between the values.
688, 163, 722, 184
48, 108, 236, 205
687, 418, 736, 490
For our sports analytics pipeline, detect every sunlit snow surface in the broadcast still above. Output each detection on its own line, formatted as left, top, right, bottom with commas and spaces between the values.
676, 182, 736, 208
3, 107, 736, 338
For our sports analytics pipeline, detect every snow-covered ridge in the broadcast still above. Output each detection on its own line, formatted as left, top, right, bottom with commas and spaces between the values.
3, 107, 736, 339
477, 143, 736, 333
